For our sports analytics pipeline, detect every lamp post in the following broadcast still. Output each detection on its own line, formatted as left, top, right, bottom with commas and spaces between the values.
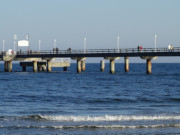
117, 36, 120, 53
155, 34, 157, 52
14, 34, 17, 52
54, 39, 56, 49
26, 33, 29, 50
39, 40, 41, 51
84, 37, 86, 53
3, 40, 5, 52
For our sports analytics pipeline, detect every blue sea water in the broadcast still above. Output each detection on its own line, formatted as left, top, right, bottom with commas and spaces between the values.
0, 63, 180, 134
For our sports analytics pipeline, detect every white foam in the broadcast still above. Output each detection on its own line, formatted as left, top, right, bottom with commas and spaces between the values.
39, 115, 180, 122
1, 124, 180, 129
51, 124, 180, 129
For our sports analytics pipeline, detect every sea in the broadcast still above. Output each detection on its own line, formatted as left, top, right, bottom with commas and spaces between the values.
0, 63, 180, 135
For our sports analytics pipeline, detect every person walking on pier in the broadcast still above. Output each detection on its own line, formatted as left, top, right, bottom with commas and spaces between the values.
137, 46, 143, 52
168, 44, 171, 51
137, 46, 140, 52
168, 44, 173, 52
171, 45, 174, 52
140, 46, 143, 52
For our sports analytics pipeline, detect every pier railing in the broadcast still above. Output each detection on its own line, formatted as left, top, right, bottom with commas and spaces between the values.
1, 47, 180, 57
11, 47, 180, 55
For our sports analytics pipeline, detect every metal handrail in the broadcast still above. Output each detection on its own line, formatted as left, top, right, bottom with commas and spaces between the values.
1, 47, 180, 55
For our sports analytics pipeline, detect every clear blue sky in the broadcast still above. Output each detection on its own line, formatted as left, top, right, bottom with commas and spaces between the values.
1, 0, 180, 62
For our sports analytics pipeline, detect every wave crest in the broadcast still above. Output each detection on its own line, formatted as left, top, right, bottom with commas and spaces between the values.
1, 124, 180, 129
36, 115, 180, 122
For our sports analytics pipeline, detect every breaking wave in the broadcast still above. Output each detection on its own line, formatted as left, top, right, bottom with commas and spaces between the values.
29, 115, 180, 122
1, 124, 180, 129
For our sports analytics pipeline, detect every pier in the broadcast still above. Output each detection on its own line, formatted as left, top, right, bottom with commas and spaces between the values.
0, 47, 180, 74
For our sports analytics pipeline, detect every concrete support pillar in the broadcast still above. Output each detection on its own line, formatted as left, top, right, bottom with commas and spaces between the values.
124, 57, 129, 72
38, 66, 42, 72
81, 60, 86, 71
33, 61, 37, 72
110, 60, 115, 74
6, 61, 12, 72
47, 60, 52, 72
42, 65, 46, 72
63, 67, 68, 71
4, 61, 8, 72
146, 59, 152, 74
141, 56, 157, 74
100, 60, 105, 71
22, 66, 26, 71
77, 60, 82, 73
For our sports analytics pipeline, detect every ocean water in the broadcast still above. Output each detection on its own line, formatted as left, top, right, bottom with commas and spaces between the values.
0, 63, 180, 134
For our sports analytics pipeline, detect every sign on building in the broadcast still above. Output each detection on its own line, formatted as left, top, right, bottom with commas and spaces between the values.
18, 40, 29, 47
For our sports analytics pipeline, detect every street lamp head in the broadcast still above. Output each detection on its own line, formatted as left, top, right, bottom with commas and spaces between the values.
14, 34, 17, 40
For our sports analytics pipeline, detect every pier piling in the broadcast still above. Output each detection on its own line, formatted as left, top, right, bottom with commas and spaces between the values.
110, 60, 115, 74
47, 60, 52, 72
100, 60, 105, 71
141, 56, 157, 74
4, 61, 8, 72
33, 61, 37, 72
63, 67, 68, 71
22, 66, 26, 71
146, 59, 152, 74
77, 60, 82, 73
81, 60, 86, 71
5, 61, 12, 72
38, 66, 42, 72
124, 57, 129, 72
42, 65, 46, 71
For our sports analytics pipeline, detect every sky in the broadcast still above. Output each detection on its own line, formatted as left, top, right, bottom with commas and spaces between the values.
1, 0, 180, 62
